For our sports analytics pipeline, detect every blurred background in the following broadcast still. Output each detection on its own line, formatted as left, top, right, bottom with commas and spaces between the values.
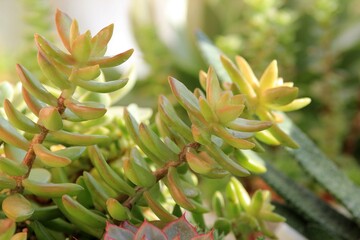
1, 0, 360, 203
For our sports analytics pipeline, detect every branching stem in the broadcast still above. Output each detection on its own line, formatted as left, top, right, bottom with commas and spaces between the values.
122, 142, 200, 209
13, 95, 67, 193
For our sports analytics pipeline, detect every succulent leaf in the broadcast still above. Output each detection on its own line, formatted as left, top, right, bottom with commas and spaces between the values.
91, 24, 114, 57
35, 34, 74, 64
88, 145, 135, 196
64, 98, 106, 120
168, 77, 201, 117
0, 82, 14, 107
138, 123, 177, 161
0, 156, 28, 176
226, 118, 272, 132
235, 56, 259, 88
4, 99, 40, 134
158, 95, 193, 141
0, 117, 30, 150
104, 222, 135, 240
71, 31, 92, 63
2, 194, 34, 222
205, 67, 221, 106
124, 148, 156, 188
165, 167, 197, 212
259, 60, 278, 91
53, 197, 104, 238
82, 171, 111, 210
123, 109, 163, 165
88, 49, 134, 68
37, 52, 71, 89
55, 9, 72, 52
21, 87, 47, 116
270, 98, 311, 112
104, 215, 214, 240
199, 97, 217, 122
47, 130, 110, 146
0, 175, 17, 190
16, 64, 57, 106
106, 198, 130, 221
69, 19, 80, 47
134, 221, 168, 240
233, 150, 267, 174
28, 168, 52, 183
143, 190, 177, 222
263, 86, 299, 106
0, 219, 16, 239
216, 105, 244, 124
62, 194, 107, 229
73, 65, 101, 80
74, 78, 128, 93
33, 144, 71, 167
220, 55, 256, 98
186, 151, 228, 178
29, 221, 56, 240
38, 106, 63, 131
22, 179, 83, 197
53, 146, 86, 160
163, 215, 198, 239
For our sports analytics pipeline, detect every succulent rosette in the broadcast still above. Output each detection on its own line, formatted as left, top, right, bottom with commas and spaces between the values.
221, 55, 311, 148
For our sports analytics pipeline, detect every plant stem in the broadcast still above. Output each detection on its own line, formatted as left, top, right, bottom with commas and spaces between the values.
122, 142, 200, 209
13, 95, 67, 193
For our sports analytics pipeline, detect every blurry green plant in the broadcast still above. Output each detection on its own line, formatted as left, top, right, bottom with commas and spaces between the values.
130, 0, 360, 184
0, 6, 359, 240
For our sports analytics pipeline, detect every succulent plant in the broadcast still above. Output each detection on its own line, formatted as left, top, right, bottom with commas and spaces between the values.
220, 55, 311, 148
0, 4, 359, 240
0, 9, 285, 239
0, 9, 134, 239
212, 177, 285, 239
105, 215, 215, 240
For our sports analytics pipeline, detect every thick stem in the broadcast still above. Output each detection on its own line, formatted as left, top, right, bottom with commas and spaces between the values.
122, 142, 200, 209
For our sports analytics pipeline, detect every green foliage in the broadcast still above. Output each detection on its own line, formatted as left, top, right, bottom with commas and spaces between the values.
212, 178, 284, 239
130, 0, 360, 178
0, 4, 359, 240
197, 30, 360, 240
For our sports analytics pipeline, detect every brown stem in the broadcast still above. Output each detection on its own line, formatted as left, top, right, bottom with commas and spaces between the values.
122, 142, 200, 209
12, 95, 67, 193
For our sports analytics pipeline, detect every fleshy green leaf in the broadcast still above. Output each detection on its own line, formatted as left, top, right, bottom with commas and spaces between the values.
0, 117, 30, 150
263, 86, 298, 106
259, 60, 278, 91
168, 77, 201, 117
88, 49, 134, 68
91, 24, 114, 57
158, 95, 193, 141
55, 9, 72, 52
2, 194, 34, 222
38, 106, 63, 131
71, 31, 92, 63
0, 219, 16, 240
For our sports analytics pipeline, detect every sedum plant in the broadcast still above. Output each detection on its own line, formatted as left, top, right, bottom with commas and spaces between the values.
130, 0, 360, 189
0, 8, 359, 240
